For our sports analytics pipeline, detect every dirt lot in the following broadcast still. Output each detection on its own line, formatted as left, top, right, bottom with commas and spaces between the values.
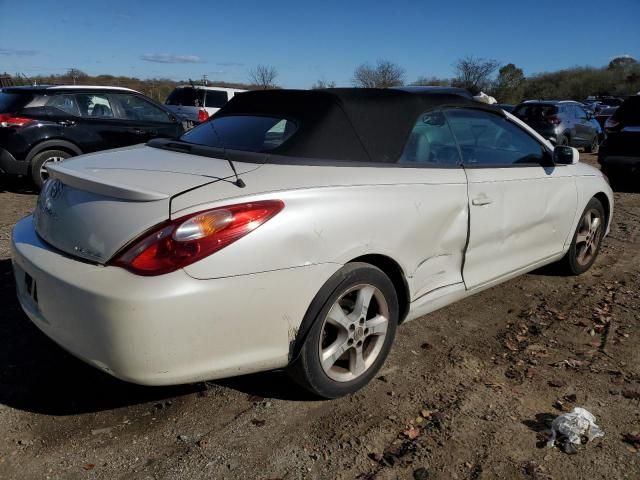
0, 154, 638, 480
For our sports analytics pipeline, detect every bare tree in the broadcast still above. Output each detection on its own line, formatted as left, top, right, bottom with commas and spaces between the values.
248, 65, 278, 89
453, 56, 499, 94
352, 59, 405, 88
311, 79, 336, 89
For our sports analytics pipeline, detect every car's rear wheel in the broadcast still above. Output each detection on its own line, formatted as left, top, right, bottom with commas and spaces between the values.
289, 263, 398, 398
31, 149, 72, 189
561, 198, 605, 275
585, 135, 599, 154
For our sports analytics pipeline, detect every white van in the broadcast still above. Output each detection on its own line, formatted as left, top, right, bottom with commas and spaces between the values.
165, 85, 246, 125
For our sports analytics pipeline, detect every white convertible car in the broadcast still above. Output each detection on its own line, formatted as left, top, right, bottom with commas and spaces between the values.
11, 88, 613, 398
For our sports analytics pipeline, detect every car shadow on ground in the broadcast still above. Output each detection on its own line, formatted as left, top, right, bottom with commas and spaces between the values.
0, 257, 204, 415
0, 258, 314, 415
0, 176, 38, 195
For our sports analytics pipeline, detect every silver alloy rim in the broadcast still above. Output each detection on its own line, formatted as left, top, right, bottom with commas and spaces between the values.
575, 208, 602, 266
318, 284, 390, 382
39, 156, 65, 182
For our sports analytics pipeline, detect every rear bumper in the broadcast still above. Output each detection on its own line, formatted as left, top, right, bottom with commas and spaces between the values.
11, 215, 339, 386
0, 147, 28, 175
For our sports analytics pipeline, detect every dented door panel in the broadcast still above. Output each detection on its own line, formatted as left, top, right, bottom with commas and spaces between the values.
178, 164, 470, 300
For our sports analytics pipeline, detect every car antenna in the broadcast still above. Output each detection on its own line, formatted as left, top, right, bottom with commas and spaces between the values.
208, 119, 246, 188
187, 79, 245, 187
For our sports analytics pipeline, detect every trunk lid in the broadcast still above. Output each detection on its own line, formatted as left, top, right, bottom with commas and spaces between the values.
35, 144, 260, 263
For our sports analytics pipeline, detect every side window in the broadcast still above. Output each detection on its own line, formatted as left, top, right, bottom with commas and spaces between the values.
46, 95, 80, 117
75, 94, 114, 118
204, 90, 228, 108
445, 109, 544, 166
398, 110, 461, 165
115, 94, 171, 123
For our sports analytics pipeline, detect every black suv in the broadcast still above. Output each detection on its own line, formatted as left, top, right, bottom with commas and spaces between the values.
598, 95, 640, 184
512, 100, 602, 152
0, 85, 184, 187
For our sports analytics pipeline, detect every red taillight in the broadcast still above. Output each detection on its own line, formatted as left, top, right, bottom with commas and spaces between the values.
197, 109, 209, 122
110, 200, 284, 276
545, 115, 561, 125
0, 114, 34, 128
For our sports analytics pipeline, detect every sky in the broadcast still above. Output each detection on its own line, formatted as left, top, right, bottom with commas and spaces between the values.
1, 0, 639, 88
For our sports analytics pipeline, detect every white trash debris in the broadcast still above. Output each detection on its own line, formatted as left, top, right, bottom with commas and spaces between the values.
547, 407, 604, 448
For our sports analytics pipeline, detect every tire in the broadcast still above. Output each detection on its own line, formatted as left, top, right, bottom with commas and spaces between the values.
289, 262, 399, 398
585, 135, 599, 154
558, 135, 569, 146
30, 149, 72, 189
560, 198, 606, 275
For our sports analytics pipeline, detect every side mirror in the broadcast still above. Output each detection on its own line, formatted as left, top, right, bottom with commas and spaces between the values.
553, 145, 579, 165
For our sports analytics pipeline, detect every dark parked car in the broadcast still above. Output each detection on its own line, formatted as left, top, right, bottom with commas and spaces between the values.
598, 95, 640, 183
0, 85, 184, 188
595, 106, 618, 129
512, 100, 602, 152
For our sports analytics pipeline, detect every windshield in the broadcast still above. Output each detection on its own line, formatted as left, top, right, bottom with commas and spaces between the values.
513, 104, 558, 118
165, 87, 205, 107
180, 115, 297, 152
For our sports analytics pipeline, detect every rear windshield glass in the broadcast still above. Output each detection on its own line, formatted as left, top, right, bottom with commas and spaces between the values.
513, 104, 558, 118
0, 92, 32, 112
615, 97, 640, 124
204, 90, 228, 108
180, 115, 297, 152
165, 88, 205, 107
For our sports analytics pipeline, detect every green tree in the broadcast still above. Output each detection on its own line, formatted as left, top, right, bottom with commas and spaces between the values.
494, 63, 525, 103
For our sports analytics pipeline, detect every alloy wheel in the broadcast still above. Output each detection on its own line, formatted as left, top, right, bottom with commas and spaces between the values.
575, 208, 602, 266
39, 156, 65, 183
318, 284, 390, 382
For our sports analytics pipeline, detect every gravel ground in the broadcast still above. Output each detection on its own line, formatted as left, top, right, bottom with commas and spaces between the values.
0, 154, 638, 480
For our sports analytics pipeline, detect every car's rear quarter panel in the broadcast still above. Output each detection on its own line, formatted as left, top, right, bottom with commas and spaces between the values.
174, 163, 470, 302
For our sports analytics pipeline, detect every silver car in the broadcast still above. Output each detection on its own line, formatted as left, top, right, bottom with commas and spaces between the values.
11, 88, 613, 398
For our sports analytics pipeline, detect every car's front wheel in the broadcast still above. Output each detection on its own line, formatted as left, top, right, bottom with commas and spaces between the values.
561, 197, 606, 275
289, 263, 398, 398
31, 149, 72, 189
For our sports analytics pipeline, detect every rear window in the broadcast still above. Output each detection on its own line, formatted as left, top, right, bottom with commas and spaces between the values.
204, 90, 228, 108
165, 88, 205, 107
0, 91, 32, 112
615, 97, 640, 124
513, 104, 558, 118
180, 115, 297, 152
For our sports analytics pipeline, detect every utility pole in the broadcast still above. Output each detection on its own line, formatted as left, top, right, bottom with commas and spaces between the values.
202, 74, 208, 86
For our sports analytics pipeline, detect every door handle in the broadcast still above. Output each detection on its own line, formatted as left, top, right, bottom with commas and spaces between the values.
58, 120, 76, 126
130, 128, 146, 135
472, 195, 493, 206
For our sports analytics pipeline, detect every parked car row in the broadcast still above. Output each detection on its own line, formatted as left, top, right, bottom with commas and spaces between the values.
511, 100, 602, 152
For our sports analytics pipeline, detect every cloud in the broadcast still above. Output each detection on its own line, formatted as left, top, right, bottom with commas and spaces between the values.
0, 48, 38, 56
141, 53, 204, 64
217, 62, 245, 67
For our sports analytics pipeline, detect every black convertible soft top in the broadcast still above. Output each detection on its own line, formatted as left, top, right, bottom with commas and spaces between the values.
213, 88, 503, 163
150, 88, 505, 164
